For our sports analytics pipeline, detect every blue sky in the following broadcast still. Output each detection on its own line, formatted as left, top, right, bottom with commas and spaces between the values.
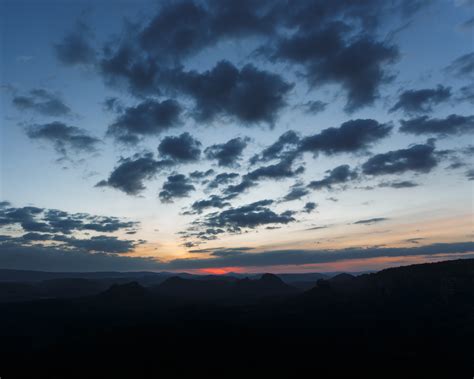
0, 0, 473, 273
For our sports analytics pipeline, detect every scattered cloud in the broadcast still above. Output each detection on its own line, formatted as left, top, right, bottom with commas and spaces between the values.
362, 143, 438, 176
158, 132, 202, 162
159, 174, 196, 203
13, 89, 72, 117
389, 85, 451, 114
205, 137, 249, 167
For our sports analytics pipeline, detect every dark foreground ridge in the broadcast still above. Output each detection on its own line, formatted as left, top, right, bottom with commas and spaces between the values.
0, 259, 473, 377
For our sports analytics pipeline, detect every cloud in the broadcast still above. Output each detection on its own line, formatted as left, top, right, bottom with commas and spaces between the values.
246, 155, 304, 182
189, 169, 215, 180
102, 97, 124, 113
199, 199, 295, 235
0, 206, 48, 232
207, 172, 239, 189
187, 195, 231, 214
26, 122, 100, 159
252, 130, 300, 163
0, 204, 138, 235
308, 165, 358, 190
166, 61, 293, 125
222, 177, 257, 197
0, 243, 160, 272
205, 137, 249, 167
53, 235, 139, 254
138, 1, 276, 62
362, 143, 438, 176
298, 119, 392, 156
353, 217, 389, 225
158, 132, 202, 162
96, 152, 172, 195
300, 100, 327, 114
399, 114, 474, 136
107, 99, 183, 144
12, 89, 72, 117
160, 241, 474, 270
270, 23, 399, 111
389, 85, 451, 114
445, 52, 474, 78
54, 21, 96, 66
281, 186, 310, 202
0, 203, 142, 257
159, 174, 195, 203
303, 202, 317, 213
97, 1, 280, 95
378, 180, 419, 188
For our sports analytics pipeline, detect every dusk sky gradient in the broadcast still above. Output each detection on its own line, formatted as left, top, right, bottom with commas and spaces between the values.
0, 0, 473, 273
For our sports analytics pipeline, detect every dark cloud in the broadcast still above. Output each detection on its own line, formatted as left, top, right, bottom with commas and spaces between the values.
167, 61, 293, 125
12, 89, 71, 117
378, 180, 419, 189
138, 0, 277, 63
54, 21, 96, 66
205, 137, 248, 167
281, 186, 310, 202
299, 119, 391, 156
246, 155, 304, 182
0, 201, 11, 208
270, 23, 399, 111
303, 202, 317, 214
102, 97, 124, 113
445, 52, 474, 78
53, 235, 138, 254
160, 241, 474, 270
21, 232, 53, 241
300, 100, 327, 114
389, 85, 451, 114
26, 122, 100, 158
207, 172, 239, 189
107, 99, 183, 144
362, 143, 438, 176
353, 217, 388, 225
96, 152, 172, 195
0, 204, 138, 235
252, 130, 300, 163
186, 195, 231, 215
308, 165, 358, 190
189, 169, 215, 180
0, 206, 48, 232
159, 174, 195, 203
0, 243, 160, 271
200, 199, 295, 234
399, 114, 474, 136
158, 132, 202, 162
97, 1, 280, 95
99, 44, 160, 95
222, 177, 257, 197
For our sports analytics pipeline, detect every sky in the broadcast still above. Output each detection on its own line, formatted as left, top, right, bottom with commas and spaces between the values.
0, 0, 473, 273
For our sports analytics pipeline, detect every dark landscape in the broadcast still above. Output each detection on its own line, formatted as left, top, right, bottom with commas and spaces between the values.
0, 259, 472, 377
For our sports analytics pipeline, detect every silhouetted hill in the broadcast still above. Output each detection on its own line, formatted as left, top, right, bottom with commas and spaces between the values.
329, 272, 355, 282
154, 273, 298, 302
0, 259, 472, 377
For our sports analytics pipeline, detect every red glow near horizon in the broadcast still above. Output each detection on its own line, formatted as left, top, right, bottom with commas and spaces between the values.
198, 267, 244, 275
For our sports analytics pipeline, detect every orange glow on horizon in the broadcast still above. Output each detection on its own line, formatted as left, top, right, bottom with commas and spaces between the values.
198, 267, 244, 275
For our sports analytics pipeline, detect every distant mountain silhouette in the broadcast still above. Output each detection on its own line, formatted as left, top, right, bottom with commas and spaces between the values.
0, 259, 472, 376
154, 273, 297, 302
